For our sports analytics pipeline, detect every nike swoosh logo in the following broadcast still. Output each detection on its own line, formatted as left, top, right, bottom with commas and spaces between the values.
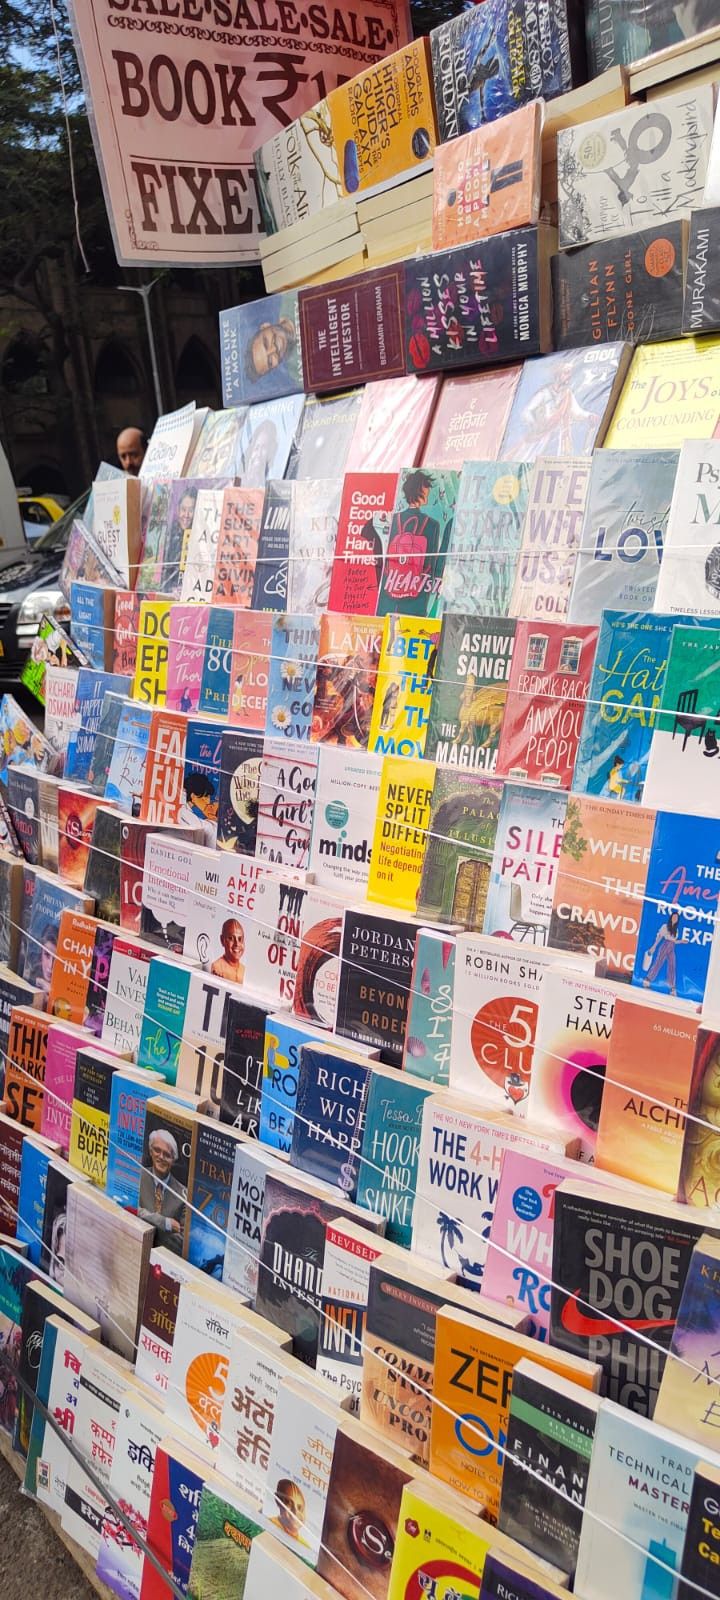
559, 1293, 675, 1339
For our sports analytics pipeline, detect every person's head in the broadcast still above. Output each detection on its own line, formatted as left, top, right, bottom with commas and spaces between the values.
184, 771, 216, 817
50, 1211, 66, 1282
116, 427, 147, 475
668, 910, 680, 934
177, 491, 196, 531
245, 317, 296, 381
220, 919, 244, 966
148, 1128, 179, 1177
40, 926, 57, 986
243, 420, 278, 485
403, 470, 433, 508
274, 1479, 306, 1539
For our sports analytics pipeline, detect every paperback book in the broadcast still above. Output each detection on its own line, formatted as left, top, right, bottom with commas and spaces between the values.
441, 461, 532, 617
567, 448, 678, 624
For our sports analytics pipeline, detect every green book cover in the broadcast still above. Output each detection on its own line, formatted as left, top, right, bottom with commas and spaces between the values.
188, 1483, 263, 1600
426, 614, 516, 772
441, 460, 532, 616
416, 769, 503, 928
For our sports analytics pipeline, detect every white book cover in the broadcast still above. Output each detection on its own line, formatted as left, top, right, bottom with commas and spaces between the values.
257, 104, 341, 232
508, 458, 591, 622
245, 1533, 320, 1600
140, 402, 197, 482
558, 88, 715, 248
64, 1186, 151, 1362
703, 95, 720, 205
141, 834, 201, 950
287, 479, 342, 613
35, 1323, 88, 1517
61, 1343, 129, 1558
175, 967, 235, 1110
450, 934, 557, 1115
182, 850, 265, 976
317, 1220, 383, 1403
262, 1380, 340, 1561
575, 1400, 700, 1600
97, 1388, 164, 1600
134, 1248, 202, 1399
101, 938, 153, 1056
256, 737, 319, 874
291, 888, 342, 1032
44, 665, 81, 757
92, 477, 137, 587
217, 1330, 291, 1507
654, 439, 720, 618
243, 871, 306, 1008
412, 1097, 566, 1288
180, 487, 225, 602
223, 1141, 282, 1301
527, 964, 617, 1160
309, 746, 382, 900
167, 1282, 246, 1453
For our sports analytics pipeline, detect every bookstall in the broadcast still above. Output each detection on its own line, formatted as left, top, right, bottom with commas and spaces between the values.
2, 5, 720, 1600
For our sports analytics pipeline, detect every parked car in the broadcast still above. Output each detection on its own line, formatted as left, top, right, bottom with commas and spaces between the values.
17, 491, 69, 542
0, 492, 88, 685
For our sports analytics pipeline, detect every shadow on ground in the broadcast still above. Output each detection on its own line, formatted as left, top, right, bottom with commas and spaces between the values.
0, 1450, 96, 1598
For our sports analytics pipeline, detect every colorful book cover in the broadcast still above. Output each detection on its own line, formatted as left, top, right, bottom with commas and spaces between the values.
132, 599, 171, 706
402, 928, 455, 1087
567, 448, 678, 624
328, 472, 398, 614
317, 1219, 384, 1403
421, 368, 523, 471
101, 936, 154, 1057
416, 769, 502, 929
256, 738, 318, 873
293, 390, 362, 480
291, 1042, 371, 1197
655, 1233, 720, 1449
604, 337, 720, 450
485, 1154, 580, 1339
219, 993, 269, 1131
679, 1461, 720, 1600
69, 1045, 118, 1186
92, 474, 141, 588
655, 439, 720, 618
366, 754, 435, 915
265, 614, 320, 743
112, 589, 141, 676
216, 728, 262, 856
368, 614, 441, 759
65, 670, 131, 784
548, 794, 654, 981
185, 1118, 243, 1276
44, 665, 81, 761
286, 477, 343, 614
138, 479, 171, 589
137, 955, 191, 1082
356, 1069, 429, 1247
311, 613, 381, 747
16, 1137, 51, 1266
182, 849, 263, 978
431, 1, 578, 141
344, 373, 442, 475
432, 102, 542, 250
509, 459, 591, 622
57, 786, 100, 889
166, 604, 210, 714
633, 809, 719, 1004
498, 1359, 599, 1577
527, 966, 618, 1160
4, 1005, 49, 1131
596, 994, 697, 1194
104, 700, 153, 815
298, 266, 406, 394
503, 344, 630, 460
140, 709, 187, 828
219, 289, 303, 404
553, 221, 686, 348
261, 1379, 341, 1560
140, 834, 199, 955
198, 606, 236, 719
135, 1250, 198, 1398
495, 621, 598, 788
678, 1022, 720, 1210
644, 625, 720, 818
361, 1258, 449, 1466
255, 100, 341, 231
7, 766, 39, 866
20, 614, 87, 706
484, 781, 567, 943
229, 610, 271, 733
251, 479, 292, 610
96, 1389, 165, 1600
238, 393, 304, 487
70, 581, 112, 670
187, 1480, 263, 1598
388, 1480, 506, 1600
179, 486, 225, 604
309, 745, 381, 901
425, 615, 516, 773
260, 1013, 325, 1153
336, 906, 416, 1067
450, 934, 556, 1116
405, 228, 548, 374
106, 1069, 167, 1209
317, 1421, 414, 1600
186, 412, 243, 477
140, 1438, 207, 1600
159, 478, 226, 595
87, 691, 125, 797
329, 38, 436, 195
211, 486, 265, 607
376, 468, 459, 618
441, 460, 532, 616
180, 719, 222, 847
573, 611, 675, 804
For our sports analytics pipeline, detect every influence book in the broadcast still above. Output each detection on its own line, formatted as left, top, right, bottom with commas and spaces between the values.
366, 753, 435, 916
548, 793, 653, 982
416, 769, 502, 930
498, 1357, 600, 1579
483, 781, 567, 944
402, 928, 455, 1087
503, 343, 630, 460
573, 611, 674, 803
317, 1217, 391, 1404
655, 1233, 720, 1449
527, 965, 617, 1160
432, 102, 543, 251
356, 1065, 429, 1248
553, 223, 687, 348
442, 460, 532, 617
290, 1042, 371, 1198
633, 808, 719, 1005
422, 367, 523, 471
376, 468, 459, 618
567, 448, 678, 624
309, 746, 381, 902
430, 1, 580, 142
406, 228, 552, 377
655, 439, 720, 618
450, 934, 556, 1117
604, 337, 720, 450
367, 614, 441, 760
509, 459, 591, 622
684, 206, 720, 334
317, 1417, 414, 1600
495, 621, 598, 788
327, 472, 398, 615
265, 613, 320, 743
298, 265, 406, 394
335, 906, 416, 1068
596, 994, 697, 1193
310, 613, 381, 748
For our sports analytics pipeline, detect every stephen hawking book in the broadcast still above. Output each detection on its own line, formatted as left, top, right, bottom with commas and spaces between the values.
367, 614, 441, 760
509, 459, 592, 622
376, 468, 459, 619
633, 808, 719, 1004
430, 2, 580, 142
548, 793, 653, 981
421, 367, 523, 471
684, 206, 720, 334
335, 906, 416, 1068
654, 440, 720, 618
568, 448, 678, 624
441, 460, 532, 617
495, 621, 598, 789
328, 473, 398, 615
604, 337, 720, 450
502, 343, 630, 460
416, 769, 502, 930
309, 746, 381, 902
498, 1357, 600, 1577
450, 935, 555, 1117
553, 222, 687, 348
405, 228, 551, 375
527, 965, 617, 1160
291, 1042, 371, 1197
265, 613, 320, 743
219, 289, 304, 405
298, 266, 406, 394
573, 611, 675, 803
656, 1233, 720, 1452
432, 102, 543, 251
483, 781, 567, 943
596, 994, 697, 1194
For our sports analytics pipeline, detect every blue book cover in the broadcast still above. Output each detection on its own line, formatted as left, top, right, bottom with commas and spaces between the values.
567, 449, 679, 624
181, 719, 222, 845
265, 614, 319, 742
16, 1140, 50, 1265
23, 876, 86, 995
185, 1120, 239, 1277
219, 291, 303, 407
88, 692, 126, 796
65, 669, 131, 783
104, 700, 153, 814
573, 611, 675, 804
260, 1013, 324, 1153
431, 0, 576, 140
137, 957, 191, 1083
106, 1070, 165, 1208
238, 393, 304, 488
501, 344, 629, 461
251, 480, 292, 609
442, 461, 532, 616
633, 809, 719, 1005
290, 1043, 371, 1197
198, 607, 235, 719
403, 929, 455, 1086
70, 582, 107, 669
356, 1071, 430, 1247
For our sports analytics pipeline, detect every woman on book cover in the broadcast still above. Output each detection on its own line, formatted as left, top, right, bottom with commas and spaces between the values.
642, 908, 679, 995
138, 1129, 187, 1253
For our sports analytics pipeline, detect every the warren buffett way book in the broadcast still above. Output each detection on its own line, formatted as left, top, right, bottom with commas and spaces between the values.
509, 459, 591, 622
498, 1357, 601, 1578
684, 206, 720, 335
495, 621, 598, 789
654, 439, 720, 618
425, 615, 516, 774
548, 793, 654, 983
596, 993, 697, 1195
483, 781, 567, 944
299, 266, 406, 394
655, 1233, 720, 1452
432, 102, 543, 251
450, 934, 556, 1117
376, 467, 459, 619
553, 222, 687, 348
604, 336, 720, 450
527, 965, 617, 1161
421, 367, 523, 470
502, 343, 630, 459
573, 611, 675, 804
567, 448, 678, 624
644, 624, 720, 817
557, 90, 715, 250
633, 808, 718, 1005
405, 229, 551, 376
441, 460, 533, 617
430, 0, 579, 142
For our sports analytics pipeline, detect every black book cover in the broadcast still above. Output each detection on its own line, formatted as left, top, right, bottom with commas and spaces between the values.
683, 207, 720, 335
220, 993, 268, 1132
0, 855, 21, 970
679, 1462, 720, 1600
138, 1099, 195, 1254
584, 0, 716, 75
7, 767, 40, 866
17, 865, 38, 977
0, 975, 38, 1089
335, 908, 416, 1067
15, 1282, 59, 1456
405, 229, 545, 376
498, 1361, 598, 1577
251, 480, 291, 609
216, 729, 261, 856
40, 1161, 71, 1285
83, 807, 122, 924
550, 1183, 708, 1415
553, 222, 686, 348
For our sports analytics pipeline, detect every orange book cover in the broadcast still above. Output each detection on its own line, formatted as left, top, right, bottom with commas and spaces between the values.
430, 1306, 601, 1522
595, 994, 698, 1194
58, 786, 102, 889
211, 487, 265, 608
48, 909, 98, 1022
140, 710, 188, 827
432, 102, 542, 252
311, 613, 382, 747
4, 1005, 51, 1130
329, 39, 436, 197
548, 794, 655, 982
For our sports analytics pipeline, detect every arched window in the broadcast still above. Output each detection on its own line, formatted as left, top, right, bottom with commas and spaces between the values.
2, 333, 48, 396
95, 339, 141, 400
175, 337, 221, 410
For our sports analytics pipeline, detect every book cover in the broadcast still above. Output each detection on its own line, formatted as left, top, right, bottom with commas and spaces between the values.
48, 908, 99, 1021
655, 440, 720, 618
645, 623, 720, 816
136, 1093, 196, 1259
112, 588, 141, 676
309, 746, 381, 901
180, 719, 222, 847
568, 448, 678, 624
573, 611, 674, 802
265, 613, 320, 743
21, 613, 88, 707
548, 793, 653, 981
356, 1067, 429, 1248
251, 479, 291, 610
84, 806, 123, 924
219, 993, 268, 1131
69, 1045, 120, 1186
318, 1419, 413, 1600
4, 1006, 50, 1132
198, 606, 236, 720
368, 614, 441, 759
135, 1249, 200, 1398
367, 753, 435, 915
604, 337, 720, 449
317, 1217, 386, 1404
292, 891, 342, 1032
70, 580, 113, 670
217, 1330, 297, 1504
65, 1182, 152, 1360
57, 785, 100, 889
405, 228, 549, 375
140, 834, 200, 954
212, 486, 265, 608
138, 479, 172, 589
388, 1479, 522, 1600
261, 1014, 322, 1153
450, 935, 555, 1116
140, 709, 187, 828
42, 1021, 85, 1153
160, 478, 229, 595
59, 513, 122, 599
291, 391, 360, 480
167, 604, 210, 717
527, 966, 617, 1159
65, 669, 131, 785
255, 100, 342, 232
256, 738, 318, 873
509, 459, 591, 622
223, 1139, 281, 1298
16, 1136, 51, 1266
655, 1234, 720, 1450
88, 690, 127, 796
105, 700, 153, 814
262, 1378, 344, 1560
416, 769, 502, 930
187, 1478, 263, 1598
432, 102, 542, 251
132, 598, 171, 706
298, 266, 406, 394
441, 460, 532, 617
216, 729, 262, 856
328, 473, 398, 614
286, 477, 343, 614
496, 621, 598, 788
179, 489, 225, 605
585, 0, 715, 72
498, 1357, 599, 1579
431, 1, 578, 142
336, 906, 416, 1067
96, 1388, 164, 1600
106, 1069, 167, 1210
596, 995, 697, 1193
403, 928, 454, 1087
186, 412, 243, 478
554, 222, 687, 347
0, 1111, 24, 1239
376, 468, 459, 618
137, 955, 191, 1081
683, 205, 720, 334
484, 1153, 580, 1338
558, 91, 714, 250
219, 289, 304, 404
291, 1043, 371, 1197
229, 610, 271, 733
633, 809, 718, 1004
344, 374, 441, 475
186, 1118, 244, 1277
25, 876, 91, 998
422, 368, 523, 472
311, 613, 381, 748
6, 765, 39, 865
140, 1437, 207, 1600
483, 782, 567, 943
44, 665, 81, 762
504, 343, 630, 459
329, 39, 436, 196
425, 615, 516, 773
61, 1340, 130, 1559
679, 1460, 720, 1600
101, 935, 153, 1057
92, 475, 141, 588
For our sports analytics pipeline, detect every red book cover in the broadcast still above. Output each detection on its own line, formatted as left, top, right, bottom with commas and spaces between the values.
4, 1005, 50, 1130
495, 620, 599, 789
328, 473, 398, 614
0, 1111, 24, 1233
421, 368, 523, 469
299, 265, 406, 394
211, 486, 265, 608
119, 819, 154, 934
140, 710, 188, 827
345, 373, 441, 472
140, 1441, 206, 1600
112, 589, 140, 675
48, 909, 98, 1022
58, 787, 101, 888
229, 610, 272, 732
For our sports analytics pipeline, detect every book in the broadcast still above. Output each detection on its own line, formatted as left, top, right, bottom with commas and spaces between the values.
101, 935, 154, 1057
553, 222, 687, 347
416, 770, 502, 930
292, 893, 342, 1033
20, 613, 88, 706
260, 1014, 322, 1153
66, 669, 132, 785
291, 1042, 371, 1197
251, 479, 291, 609
140, 833, 199, 954
405, 228, 551, 375
261, 1376, 349, 1560
368, 614, 441, 760
298, 266, 406, 393
388, 1478, 555, 1600
229, 610, 271, 733
60, 1338, 132, 1559
219, 289, 304, 404
216, 728, 262, 856
112, 588, 141, 676
44, 665, 81, 762
327, 472, 398, 614
132, 598, 171, 706
92, 475, 141, 587
596, 993, 697, 1193
503, 343, 630, 459
57, 784, 101, 889
450, 935, 556, 1116
509, 459, 591, 622
185, 1116, 246, 1277
7, 765, 39, 866
344, 374, 442, 475
684, 206, 720, 334
0, 1111, 24, 1238
136, 1092, 196, 1256
441, 460, 532, 617
604, 336, 720, 449
558, 91, 714, 250
70, 580, 114, 669
679, 1459, 720, 1600
573, 611, 675, 802
335, 906, 416, 1067
139, 709, 187, 828
310, 613, 381, 748
568, 449, 678, 624
286, 477, 343, 614
309, 746, 381, 901
375, 468, 459, 618
185, 412, 243, 479
422, 367, 523, 471
633, 808, 719, 1004
495, 621, 598, 788
212, 485, 265, 607
180, 718, 222, 846
432, 103, 543, 250
166, 604, 210, 713
167, 1279, 254, 1452
356, 1065, 429, 1248
69, 1043, 121, 1186
105, 1067, 168, 1210
329, 39, 436, 196
187, 1474, 263, 1598
16, 1135, 54, 1267
645, 623, 720, 816
265, 613, 320, 743
585, 0, 716, 72
317, 1217, 392, 1405
245, 1532, 338, 1599
431, 2, 579, 140
255, 100, 342, 233
198, 605, 236, 720
255, 738, 317, 874
140, 1434, 208, 1600
484, 1151, 584, 1337
96, 1386, 165, 1600
64, 1181, 153, 1359
527, 965, 617, 1159
84, 806, 123, 924
654, 440, 720, 618
426, 617, 515, 774
135, 1247, 205, 1398
317, 1416, 414, 1600
3, 1005, 50, 1132
548, 794, 654, 981
655, 1232, 720, 1448
59, 513, 122, 599
498, 1357, 600, 1579
292, 390, 362, 480
367, 754, 435, 914
479, 1555, 574, 1599
483, 782, 568, 944
219, 993, 269, 1132
223, 1138, 284, 1298
0, 853, 23, 969
403, 928, 455, 1087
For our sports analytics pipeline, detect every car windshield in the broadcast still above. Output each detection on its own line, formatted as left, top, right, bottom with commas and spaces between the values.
33, 491, 89, 552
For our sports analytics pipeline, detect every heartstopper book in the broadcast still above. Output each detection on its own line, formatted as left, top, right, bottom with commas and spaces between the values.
376, 468, 459, 619
483, 782, 567, 943
633, 809, 720, 1005
441, 460, 532, 617
573, 611, 675, 804
548, 793, 654, 982
644, 624, 720, 817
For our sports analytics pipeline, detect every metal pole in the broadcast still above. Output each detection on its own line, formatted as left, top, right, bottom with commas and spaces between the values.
117, 278, 165, 415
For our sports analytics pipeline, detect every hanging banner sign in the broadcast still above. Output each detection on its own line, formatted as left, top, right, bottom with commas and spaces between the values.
68, 0, 411, 267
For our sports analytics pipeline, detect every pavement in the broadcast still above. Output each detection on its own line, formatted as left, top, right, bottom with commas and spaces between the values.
0, 1450, 96, 1598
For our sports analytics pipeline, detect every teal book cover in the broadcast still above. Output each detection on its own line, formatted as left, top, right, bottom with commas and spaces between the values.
356, 1071, 430, 1247
106, 1070, 165, 1209
573, 610, 675, 804
425, 613, 516, 772
137, 958, 191, 1082
377, 467, 459, 619
265, 614, 320, 742
441, 460, 533, 616
403, 928, 455, 1087
16, 1140, 50, 1266
104, 700, 153, 815
198, 606, 235, 718
416, 769, 503, 929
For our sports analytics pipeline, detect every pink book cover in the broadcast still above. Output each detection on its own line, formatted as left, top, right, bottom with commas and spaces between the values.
41, 1023, 85, 1154
495, 621, 599, 789
112, 590, 140, 676
166, 605, 210, 715
345, 373, 442, 472
327, 472, 398, 615
421, 368, 523, 469
229, 611, 272, 732
483, 1147, 578, 1340
211, 486, 265, 608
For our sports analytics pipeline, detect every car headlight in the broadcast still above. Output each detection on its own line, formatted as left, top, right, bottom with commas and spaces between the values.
17, 588, 71, 642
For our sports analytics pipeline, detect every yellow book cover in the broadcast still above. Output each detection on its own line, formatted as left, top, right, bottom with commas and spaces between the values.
388, 1478, 558, 1600
367, 754, 435, 913
329, 40, 436, 199
603, 336, 720, 448
132, 598, 172, 705
368, 614, 441, 759
595, 995, 698, 1195
69, 1098, 109, 1186
430, 1306, 601, 1522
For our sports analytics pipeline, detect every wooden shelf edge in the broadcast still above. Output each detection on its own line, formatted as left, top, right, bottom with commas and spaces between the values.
0, 1424, 116, 1600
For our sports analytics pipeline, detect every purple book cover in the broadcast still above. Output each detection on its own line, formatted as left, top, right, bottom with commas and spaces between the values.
299, 266, 406, 394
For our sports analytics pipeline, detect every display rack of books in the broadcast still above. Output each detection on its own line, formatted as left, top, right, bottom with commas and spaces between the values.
6, 8, 720, 1600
